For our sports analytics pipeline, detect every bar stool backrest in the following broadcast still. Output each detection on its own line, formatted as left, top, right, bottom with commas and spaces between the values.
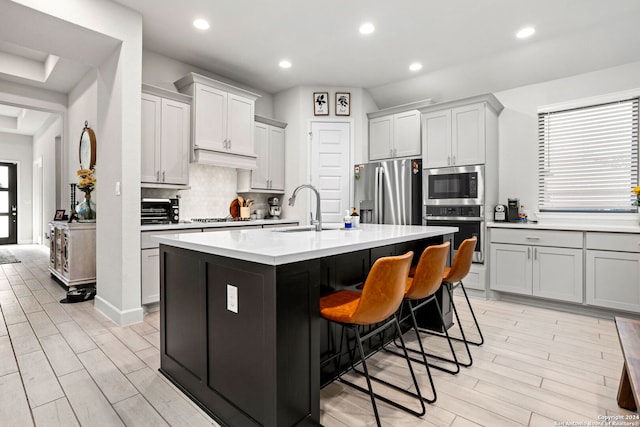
350, 251, 413, 325
444, 236, 477, 283
406, 242, 450, 300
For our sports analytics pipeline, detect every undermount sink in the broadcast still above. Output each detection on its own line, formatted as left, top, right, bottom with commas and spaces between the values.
271, 226, 316, 233
271, 225, 342, 233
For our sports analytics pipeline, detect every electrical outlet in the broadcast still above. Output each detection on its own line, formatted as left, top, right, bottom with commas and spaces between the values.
226, 284, 238, 313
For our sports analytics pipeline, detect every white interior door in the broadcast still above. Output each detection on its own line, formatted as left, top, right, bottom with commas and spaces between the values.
310, 121, 351, 224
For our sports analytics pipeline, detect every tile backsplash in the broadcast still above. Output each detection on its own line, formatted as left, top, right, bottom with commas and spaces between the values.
142, 164, 281, 220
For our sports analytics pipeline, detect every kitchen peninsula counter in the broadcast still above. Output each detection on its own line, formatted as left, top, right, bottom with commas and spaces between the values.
156, 224, 457, 427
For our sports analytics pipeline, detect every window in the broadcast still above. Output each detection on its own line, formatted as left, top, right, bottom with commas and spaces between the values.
538, 97, 639, 212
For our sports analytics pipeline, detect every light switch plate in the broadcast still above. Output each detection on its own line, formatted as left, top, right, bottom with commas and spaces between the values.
227, 284, 238, 313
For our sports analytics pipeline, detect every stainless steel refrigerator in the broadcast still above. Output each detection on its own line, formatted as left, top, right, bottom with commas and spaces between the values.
354, 158, 422, 225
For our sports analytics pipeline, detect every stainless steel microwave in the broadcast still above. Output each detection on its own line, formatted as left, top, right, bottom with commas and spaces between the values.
423, 165, 484, 205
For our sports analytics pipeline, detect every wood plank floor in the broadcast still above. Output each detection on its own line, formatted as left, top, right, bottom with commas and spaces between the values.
0, 245, 636, 426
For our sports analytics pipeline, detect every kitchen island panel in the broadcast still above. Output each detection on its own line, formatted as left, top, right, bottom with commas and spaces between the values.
207, 262, 269, 424
162, 249, 207, 382
160, 245, 320, 427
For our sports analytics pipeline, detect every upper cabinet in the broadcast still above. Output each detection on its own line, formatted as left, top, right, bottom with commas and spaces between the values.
369, 110, 421, 160
175, 73, 261, 170
237, 116, 286, 193
141, 85, 191, 187
420, 94, 503, 168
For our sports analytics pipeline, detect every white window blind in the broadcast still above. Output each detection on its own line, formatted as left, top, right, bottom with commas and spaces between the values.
538, 98, 639, 212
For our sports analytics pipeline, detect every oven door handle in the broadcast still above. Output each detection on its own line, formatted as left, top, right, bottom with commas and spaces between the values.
424, 216, 485, 222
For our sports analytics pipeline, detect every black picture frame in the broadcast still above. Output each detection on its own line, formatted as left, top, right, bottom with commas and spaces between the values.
54, 209, 65, 221
335, 92, 351, 116
313, 92, 329, 116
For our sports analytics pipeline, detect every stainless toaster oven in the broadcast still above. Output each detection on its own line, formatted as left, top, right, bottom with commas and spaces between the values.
141, 198, 179, 224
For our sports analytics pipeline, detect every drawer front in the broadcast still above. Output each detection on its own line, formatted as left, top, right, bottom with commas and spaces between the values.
141, 228, 202, 249
586, 232, 640, 253
490, 228, 582, 248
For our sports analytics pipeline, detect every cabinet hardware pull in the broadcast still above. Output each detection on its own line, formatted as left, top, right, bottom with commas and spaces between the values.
534, 247, 537, 260
526, 236, 540, 240
452, 155, 456, 165
156, 171, 160, 181
447, 155, 451, 165
228, 139, 231, 149
527, 247, 530, 259
162, 171, 165, 182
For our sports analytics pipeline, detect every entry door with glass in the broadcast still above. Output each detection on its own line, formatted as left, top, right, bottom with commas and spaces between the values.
0, 162, 17, 245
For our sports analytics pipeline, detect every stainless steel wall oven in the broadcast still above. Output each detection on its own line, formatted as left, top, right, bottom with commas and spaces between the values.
424, 205, 484, 263
423, 164, 485, 263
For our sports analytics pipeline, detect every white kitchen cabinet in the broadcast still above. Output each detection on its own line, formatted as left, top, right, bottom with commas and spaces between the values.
369, 110, 420, 160
490, 228, 583, 303
141, 85, 191, 187
423, 103, 485, 168
48, 222, 96, 287
586, 232, 640, 313
140, 222, 298, 305
490, 243, 532, 295
141, 248, 160, 305
175, 73, 260, 170
140, 228, 203, 305
237, 116, 286, 193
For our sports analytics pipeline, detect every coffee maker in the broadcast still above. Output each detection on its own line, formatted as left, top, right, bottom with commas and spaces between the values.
507, 198, 520, 222
268, 197, 281, 219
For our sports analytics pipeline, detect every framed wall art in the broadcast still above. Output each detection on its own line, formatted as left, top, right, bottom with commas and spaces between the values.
336, 92, 351, 116
313, 92, 329, 116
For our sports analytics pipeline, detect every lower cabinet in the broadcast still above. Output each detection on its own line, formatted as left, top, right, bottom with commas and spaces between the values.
586, 232, 640, 313
489, 229, 583, 304
141, 223, 298, 305
141, 248, 160, 305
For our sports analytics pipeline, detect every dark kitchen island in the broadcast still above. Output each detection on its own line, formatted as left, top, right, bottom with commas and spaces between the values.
154, 224, 457, 427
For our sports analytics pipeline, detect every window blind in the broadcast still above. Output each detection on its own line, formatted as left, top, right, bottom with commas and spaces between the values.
538, 98, 639, 212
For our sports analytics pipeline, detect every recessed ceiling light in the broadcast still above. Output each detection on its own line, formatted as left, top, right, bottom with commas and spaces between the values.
193, 18, 210, 30
516, 26, 535, 39
409, 62, 423, 72
359, 22, 375, 35
279, 60, 292, 69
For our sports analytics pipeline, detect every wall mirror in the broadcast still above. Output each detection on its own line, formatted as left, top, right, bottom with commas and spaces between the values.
79, 121, 96, 169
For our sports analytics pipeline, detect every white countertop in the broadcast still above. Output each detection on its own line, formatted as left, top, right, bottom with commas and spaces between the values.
153, 224, 458, 266
141, 218, 298, 232
487, 221, 640, 233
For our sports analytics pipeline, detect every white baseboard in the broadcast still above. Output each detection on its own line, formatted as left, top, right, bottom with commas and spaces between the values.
95, 295, 144, 326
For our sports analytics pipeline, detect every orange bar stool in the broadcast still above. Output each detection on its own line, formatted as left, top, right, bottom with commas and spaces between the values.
414, 236, 482, 368
320, 252, 425, 426
387, 242, 461, 378
442, 236, 484, 347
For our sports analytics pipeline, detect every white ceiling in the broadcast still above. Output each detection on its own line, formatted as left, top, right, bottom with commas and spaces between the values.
0, 104, 56, 136
2, 0, 640, 137
114, 0, 640, 98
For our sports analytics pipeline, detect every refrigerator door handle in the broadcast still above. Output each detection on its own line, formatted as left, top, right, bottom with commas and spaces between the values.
374, 167, 380, 223
378, 167, 384, 224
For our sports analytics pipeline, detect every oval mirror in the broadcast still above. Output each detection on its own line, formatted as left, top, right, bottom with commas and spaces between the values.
79, 121, 96, 170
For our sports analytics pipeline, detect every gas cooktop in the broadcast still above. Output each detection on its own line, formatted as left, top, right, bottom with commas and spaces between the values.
190, 217, 251, 223
191, 217, 232, 223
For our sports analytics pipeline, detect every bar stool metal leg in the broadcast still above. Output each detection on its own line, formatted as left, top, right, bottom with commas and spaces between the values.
448, 281, 485, 346
335, 316, 426, 426
390, 295, 461, 376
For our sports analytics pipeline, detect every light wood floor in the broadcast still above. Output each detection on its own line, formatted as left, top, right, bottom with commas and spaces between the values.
0, 245, 635, 426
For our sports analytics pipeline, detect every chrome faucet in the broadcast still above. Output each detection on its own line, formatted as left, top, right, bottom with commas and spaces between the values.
288, 184, 322, 231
